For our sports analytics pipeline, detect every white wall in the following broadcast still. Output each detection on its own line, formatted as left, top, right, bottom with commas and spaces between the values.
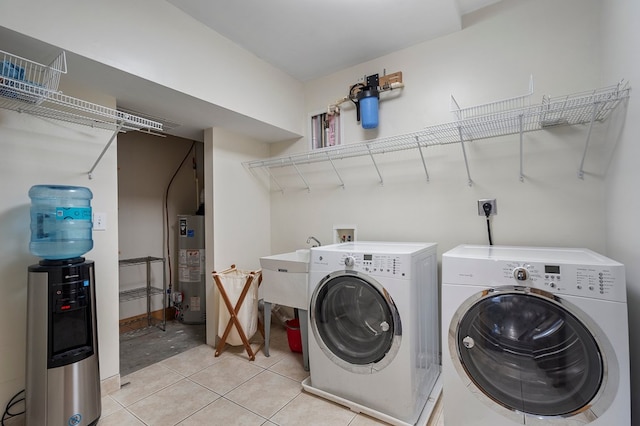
117, 132, 202, 319
269, 0, 609, 258
264, 0, 640, 420
601, 0, 640, 422
205, 127, 271, 345
3, 0, 636, 420
210, 127, 270, 269
0, 84, 120, 406
0, 0, 304, 137
300, 0, 602, 152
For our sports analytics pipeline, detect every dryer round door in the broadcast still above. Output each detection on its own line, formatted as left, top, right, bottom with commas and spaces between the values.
449, 286, 619, 423
310, 270, 401, 374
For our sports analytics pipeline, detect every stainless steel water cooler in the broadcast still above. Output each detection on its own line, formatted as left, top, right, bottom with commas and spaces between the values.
26, 258, 101, 426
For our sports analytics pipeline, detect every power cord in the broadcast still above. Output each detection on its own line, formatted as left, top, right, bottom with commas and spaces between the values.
164, 141, 196, 309
2, 389, 25, 426
483, 202, 494, 246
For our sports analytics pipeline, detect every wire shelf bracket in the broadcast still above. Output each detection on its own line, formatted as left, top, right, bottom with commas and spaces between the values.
457, 126, 473, 187
577, 101, 602, 179
264, 166, 285, 194
88, 122, 124, 179
326, 151, 346, 189
367, 144, 384, 186
415, 135, 430, 183
291, 158, 311, 192
518, 114, 525, 182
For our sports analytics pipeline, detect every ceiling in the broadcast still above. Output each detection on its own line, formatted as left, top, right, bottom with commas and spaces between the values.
0, 0, 501, 142
166, 0, 501, 82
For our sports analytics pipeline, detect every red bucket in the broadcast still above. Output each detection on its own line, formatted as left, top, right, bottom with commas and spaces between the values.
285, 318, 303, 353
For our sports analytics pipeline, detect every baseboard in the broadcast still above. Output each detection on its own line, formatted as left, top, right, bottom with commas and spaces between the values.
101, 374, 120, 395
119, 308, 175, 333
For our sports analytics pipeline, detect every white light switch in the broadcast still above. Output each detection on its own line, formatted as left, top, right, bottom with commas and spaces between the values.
93, 212, 107, 231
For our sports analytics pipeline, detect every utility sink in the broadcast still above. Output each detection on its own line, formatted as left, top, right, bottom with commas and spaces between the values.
259, 249, 310, 310
260, 249, 310, 274
259, 249, 311, 371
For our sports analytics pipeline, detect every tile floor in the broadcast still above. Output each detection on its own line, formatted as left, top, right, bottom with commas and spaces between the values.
101, 324, 444, 426
5, 324, 444, 426
119, 321, 206, 377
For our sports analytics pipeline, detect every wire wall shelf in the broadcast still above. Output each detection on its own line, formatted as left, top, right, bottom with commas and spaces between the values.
244, 80, 630, 189
1, 49, 66, 103
450, 75, 534, 121
0, 48, 163, 179
0, 83, 163, 132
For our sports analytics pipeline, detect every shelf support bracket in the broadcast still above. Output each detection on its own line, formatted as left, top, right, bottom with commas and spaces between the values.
578, 101, 601, 179
291, 158, 311, 192
415, 136, 430, 182
88, 123, 124, 179
457, 127, 473, 186
366, 144, 384, 186
265, 166, 284, 194
519, 114, 525, 182
326, 152, 345, 189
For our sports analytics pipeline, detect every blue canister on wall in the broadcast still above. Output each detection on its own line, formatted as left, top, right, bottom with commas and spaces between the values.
28, 185, 93, 260
358, 89, 379, 129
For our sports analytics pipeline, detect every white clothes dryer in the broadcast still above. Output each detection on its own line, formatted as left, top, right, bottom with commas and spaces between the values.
441, 245, 630, 426
303, 242, 441, 426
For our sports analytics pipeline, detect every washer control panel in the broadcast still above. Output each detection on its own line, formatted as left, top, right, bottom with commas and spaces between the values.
442, 246, 626, 303
498, 261, 624, 300
513, 267, 529, 281
316, 251, 411, 278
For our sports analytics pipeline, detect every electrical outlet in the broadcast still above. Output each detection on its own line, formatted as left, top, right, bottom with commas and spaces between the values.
477, 199, 497, 216
93, 212, 107, 231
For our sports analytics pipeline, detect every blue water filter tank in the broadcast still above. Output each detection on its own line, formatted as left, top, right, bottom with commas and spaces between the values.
360, 91, 379, 129
29, 185, 94, 260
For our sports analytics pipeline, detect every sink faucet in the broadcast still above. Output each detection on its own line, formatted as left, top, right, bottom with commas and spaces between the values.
307, 236, 321, 247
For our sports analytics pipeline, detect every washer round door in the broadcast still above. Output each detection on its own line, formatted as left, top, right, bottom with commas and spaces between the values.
450, 286, 619, 423
310, 270, 401, 374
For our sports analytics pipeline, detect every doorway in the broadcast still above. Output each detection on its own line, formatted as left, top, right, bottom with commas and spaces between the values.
117, 131, 206, 375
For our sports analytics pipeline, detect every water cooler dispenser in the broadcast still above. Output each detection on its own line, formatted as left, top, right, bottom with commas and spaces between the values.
26, 185, 101, 426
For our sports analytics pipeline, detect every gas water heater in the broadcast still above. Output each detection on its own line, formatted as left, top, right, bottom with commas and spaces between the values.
177, 215, 206, 324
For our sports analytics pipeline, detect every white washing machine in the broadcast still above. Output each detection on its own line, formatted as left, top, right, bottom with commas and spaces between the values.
303, 242, 441, 426
441, 245, 630, 426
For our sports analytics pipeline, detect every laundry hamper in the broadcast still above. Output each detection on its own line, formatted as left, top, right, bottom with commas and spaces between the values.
212, 265, 264, 360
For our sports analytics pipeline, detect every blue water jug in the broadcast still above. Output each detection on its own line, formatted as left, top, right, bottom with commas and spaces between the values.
29, 185, 93, 260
